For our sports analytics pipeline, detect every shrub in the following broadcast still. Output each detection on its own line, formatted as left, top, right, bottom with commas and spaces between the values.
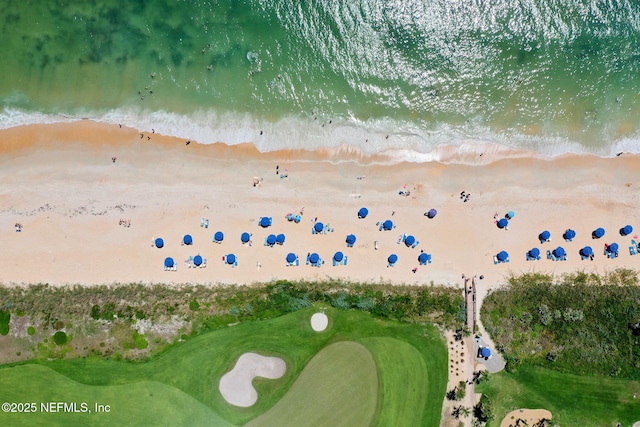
53, 331, 67, 346
189, 300, 200, 311
0, 310, 10, 335
132, 331, 148, 350
27, 326, 35, 336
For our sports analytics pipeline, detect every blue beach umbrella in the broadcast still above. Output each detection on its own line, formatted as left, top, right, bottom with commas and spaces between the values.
334, 251, 344, 262
260, 217, 271, 228
193, 255, 203, 266
383, 220, 393, 230
309, 253, 320, 264
276, 234, 285, 244
581, 246, 593, 256
388, 254, 398, 264
497, 218, 508, 229
214, 231, 224, 242
427, 208, 437, 218
418, 253, 429, 264
358, 208, 369, 219
346, 234, 356, 245
539, 230, 551, 242
164, 257, 174, 268
554, 247, 565, 258
564, 229, 576, 240
241, 232, 251, 243
593, 228, 605, 239
609, 243, 619, 253
286, 253, 297, 263
155, 238, 164, 248
267, 234, 276, 245
621, 225, 633, 236
314, 222, 324, 233
294, 215, 301, 223
183, 234, 193, 245
480, 347, 491, 358
404, 235, 416, 247
226, 254, 236, 264
529, 248, 540, 258
497, 251, 509, 262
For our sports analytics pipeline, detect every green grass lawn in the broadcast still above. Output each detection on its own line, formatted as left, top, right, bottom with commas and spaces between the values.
247, 341, 378, 427
477, 365, 640, 426
0, 306, 448, 426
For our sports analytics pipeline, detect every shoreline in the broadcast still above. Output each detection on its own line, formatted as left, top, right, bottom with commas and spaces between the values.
0, 120, 638, 293
1, 110, 636, 165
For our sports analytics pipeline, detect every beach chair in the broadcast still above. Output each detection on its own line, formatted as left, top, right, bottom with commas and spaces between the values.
201, 259, 207, 268
312, 227, 317, 235
332, 259, 338, 266
630, 245, 638, 256
379, 225, 384, 231
172, 265, 177, 271
204, 219, 209, 228
411, 241, 420, 249
200, 218, 205, 227
493, 256, 499, 265
306, 254, 311, 265
264, 237, 270, 246
427, 254, 432, 264
343, 256, 348, 265
232, 258, 238, 267
546, 250, 552, 260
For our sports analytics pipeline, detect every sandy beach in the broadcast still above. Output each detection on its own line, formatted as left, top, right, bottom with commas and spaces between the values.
0, 121, 638, 296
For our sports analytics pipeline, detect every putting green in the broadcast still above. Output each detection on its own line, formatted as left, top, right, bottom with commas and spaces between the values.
0, 364, 232, 426
246, 341, 378, 427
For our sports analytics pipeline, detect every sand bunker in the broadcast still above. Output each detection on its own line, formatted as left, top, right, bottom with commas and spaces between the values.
501, 408, 552, 427
219, 353, 286, 407
311, 312, 329, 331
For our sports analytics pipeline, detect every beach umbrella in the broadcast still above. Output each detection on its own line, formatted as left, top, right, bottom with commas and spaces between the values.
593, 227, 605, 238
183, 234, 193, 245
346, 234, 356, 245
427, 208, 437, 218
564, 229, 576, 240
404, 235, 416, 247
164, 257, 174, 268
155, 238, 164, 248
621, 225, 633, 236
314, 222, 324, 233
294, 215, 301, 223
241, 232, 251, 243
497, 251, 509, 262
581, 246, 593, 256
286, 213, 294, 221
214, 231, 224, 242
276, 234, 285, 244
480, 347, 491, 358
383, 220, 393, 230
507, 211, 515, 219
309, 253, 320, 264
609, 243, 619, 253
226, 254, 236, 264
553, 247, 565, 258
540, 230, 551, 241
193, 255, 203, 266
266, 234, 276, 246
286, 253, 297, 263
334, 251, 344, 262
388, 254, 398, 264
418, 253, 429, 264
497, 218, 508, 229
259, 217, 271, 228
529, 248, 540, 258
358, 208, 369, 219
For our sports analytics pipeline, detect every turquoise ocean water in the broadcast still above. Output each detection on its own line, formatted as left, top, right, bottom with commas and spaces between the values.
1, 0, 640, 161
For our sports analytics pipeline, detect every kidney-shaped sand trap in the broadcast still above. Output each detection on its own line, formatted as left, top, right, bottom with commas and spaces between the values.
219, 353, 286, 407
311, 312, 328, 331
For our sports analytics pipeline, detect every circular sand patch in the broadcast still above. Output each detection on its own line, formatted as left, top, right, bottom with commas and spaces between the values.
501, 409, 552, 427
219, 353, 286, 407
632, 422, 640, 427
311, 312, 328, 332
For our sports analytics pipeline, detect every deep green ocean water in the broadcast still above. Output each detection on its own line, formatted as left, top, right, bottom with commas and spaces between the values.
1, 0, 640, 160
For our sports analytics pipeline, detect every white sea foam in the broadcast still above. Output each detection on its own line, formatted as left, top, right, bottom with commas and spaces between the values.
1, 106, 638, 164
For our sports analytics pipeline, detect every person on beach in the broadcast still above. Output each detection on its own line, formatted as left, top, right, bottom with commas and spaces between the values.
276, 165, 279, 175
112, 157, 116, 163
460, 191, 466, 199
186, 140, 191, 145
412, 268, 418, 274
